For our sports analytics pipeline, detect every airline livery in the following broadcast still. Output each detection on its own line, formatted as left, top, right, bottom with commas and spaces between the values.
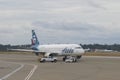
31, 30, 85, 62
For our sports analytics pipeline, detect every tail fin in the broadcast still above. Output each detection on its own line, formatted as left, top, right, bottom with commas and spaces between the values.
31, 30, 39, 46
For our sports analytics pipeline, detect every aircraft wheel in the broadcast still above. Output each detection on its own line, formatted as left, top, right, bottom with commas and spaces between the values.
63, 56, 67, 61
54, 59, 57, 63
63, 57, 65, 61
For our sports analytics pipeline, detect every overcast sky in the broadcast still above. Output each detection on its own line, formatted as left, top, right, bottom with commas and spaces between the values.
0, 0, 120, 45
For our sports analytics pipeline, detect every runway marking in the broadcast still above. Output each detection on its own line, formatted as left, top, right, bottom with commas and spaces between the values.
84, 56, 120, 59
0, 61, 24, 80
24, 64, 38, 80
0, 60, 38, 80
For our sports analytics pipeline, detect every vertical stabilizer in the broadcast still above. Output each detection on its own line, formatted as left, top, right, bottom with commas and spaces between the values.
31, 30, 39, 46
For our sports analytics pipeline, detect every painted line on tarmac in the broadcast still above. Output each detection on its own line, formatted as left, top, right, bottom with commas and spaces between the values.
24, 64, 38, 80
84, 56, 120, 59
0, 61, 24, 80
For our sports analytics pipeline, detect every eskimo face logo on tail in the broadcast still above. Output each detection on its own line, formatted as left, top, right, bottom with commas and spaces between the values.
32, 35, 37, 45
31, 30, 39, 45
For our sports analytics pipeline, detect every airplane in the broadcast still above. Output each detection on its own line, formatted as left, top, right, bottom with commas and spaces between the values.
10, 30, 85, 62
31, 30, 85, 62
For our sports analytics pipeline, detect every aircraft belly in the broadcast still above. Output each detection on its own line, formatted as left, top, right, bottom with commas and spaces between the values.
60, 52, 83, 56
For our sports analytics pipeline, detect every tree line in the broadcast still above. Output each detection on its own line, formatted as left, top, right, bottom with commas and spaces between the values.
0, 44, 31, 51
0, 44, 120, 52
81, 44, 120, 52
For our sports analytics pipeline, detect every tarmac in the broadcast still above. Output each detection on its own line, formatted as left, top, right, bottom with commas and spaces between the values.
0, 53, 120, 80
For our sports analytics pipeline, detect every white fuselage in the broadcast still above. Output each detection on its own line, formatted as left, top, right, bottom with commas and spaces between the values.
36, 44, 84, 57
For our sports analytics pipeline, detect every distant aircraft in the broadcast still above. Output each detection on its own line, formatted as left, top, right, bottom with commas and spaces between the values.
10, 30, 85, 62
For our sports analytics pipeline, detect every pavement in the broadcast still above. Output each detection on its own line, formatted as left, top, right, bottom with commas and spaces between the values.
0, 53, 120, 80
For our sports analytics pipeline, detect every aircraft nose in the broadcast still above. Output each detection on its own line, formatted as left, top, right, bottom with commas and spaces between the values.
81, 49, 85, 53
75, 49, 85, 54
79, 49, 85, 53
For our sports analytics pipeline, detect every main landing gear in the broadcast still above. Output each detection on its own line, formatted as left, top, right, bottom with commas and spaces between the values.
63, 56, 82, 63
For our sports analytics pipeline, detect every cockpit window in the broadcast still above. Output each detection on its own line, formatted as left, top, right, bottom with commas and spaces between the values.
75, 47, 81, 49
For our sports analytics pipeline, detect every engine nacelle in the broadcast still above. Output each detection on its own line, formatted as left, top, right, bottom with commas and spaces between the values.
44, 53, 51, 57
44, 53, 57, 57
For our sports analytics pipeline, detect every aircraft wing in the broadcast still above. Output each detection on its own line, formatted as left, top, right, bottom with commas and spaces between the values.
8, 49, 34, 52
